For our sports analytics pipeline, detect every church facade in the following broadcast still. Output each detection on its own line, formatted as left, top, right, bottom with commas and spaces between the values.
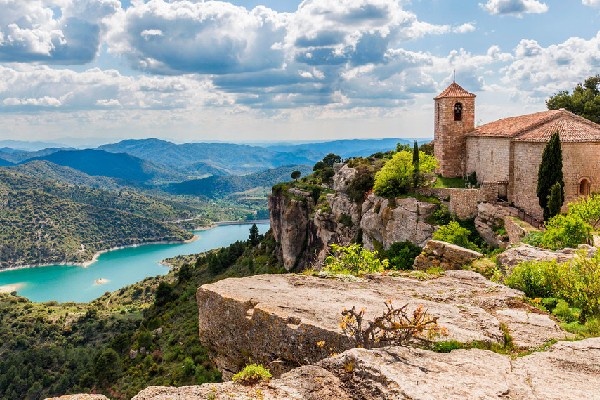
434, 82, 600, 221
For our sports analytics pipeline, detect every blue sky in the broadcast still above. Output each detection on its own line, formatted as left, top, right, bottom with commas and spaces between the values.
0, 0, 599, 144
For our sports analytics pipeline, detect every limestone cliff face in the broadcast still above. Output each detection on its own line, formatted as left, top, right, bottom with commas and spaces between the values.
269, 164, 437, 271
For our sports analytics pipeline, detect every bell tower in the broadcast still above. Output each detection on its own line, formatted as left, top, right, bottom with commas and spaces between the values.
433, 82, 476, 178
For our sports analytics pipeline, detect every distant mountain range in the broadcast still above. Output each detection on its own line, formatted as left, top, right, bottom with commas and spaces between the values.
167, 165, 314, 198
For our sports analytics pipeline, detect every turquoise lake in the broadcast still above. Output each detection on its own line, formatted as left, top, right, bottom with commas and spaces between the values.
0, 223, 269, 303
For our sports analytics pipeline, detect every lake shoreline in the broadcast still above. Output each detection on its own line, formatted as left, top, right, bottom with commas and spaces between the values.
0, 235, 200, 273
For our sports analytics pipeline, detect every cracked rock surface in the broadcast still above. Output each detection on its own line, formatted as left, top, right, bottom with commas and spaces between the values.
196, 271, 568, 378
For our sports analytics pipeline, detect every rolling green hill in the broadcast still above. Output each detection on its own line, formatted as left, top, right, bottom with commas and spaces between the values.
0, 169, 194, 269
167, 165, 313, 198
26, 149, 187, 186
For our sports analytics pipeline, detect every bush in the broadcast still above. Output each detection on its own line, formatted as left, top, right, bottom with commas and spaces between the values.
373, 150, 437, 198
232, 364, 272, 385
339, 302, 446, 349
383, 241, 422, 270
505, 252, 600, 320
346, 165, 375, 203
323, 244, 388, 276
540, 214, 592, 250
432, 221, 480, 252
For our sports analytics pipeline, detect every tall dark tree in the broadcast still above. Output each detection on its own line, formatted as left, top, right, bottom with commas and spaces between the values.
322, 153, 342, 168
412, 140, 420, 188
537, 131, 564, 220
249, 223, 260, 246
547, 75, 600, 123
546, 182, 564, 219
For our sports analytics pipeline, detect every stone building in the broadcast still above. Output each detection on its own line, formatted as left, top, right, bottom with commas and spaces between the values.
434, 82, 600, 221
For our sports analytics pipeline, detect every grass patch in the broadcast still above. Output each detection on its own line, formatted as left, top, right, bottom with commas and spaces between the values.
432, 175, 466, 189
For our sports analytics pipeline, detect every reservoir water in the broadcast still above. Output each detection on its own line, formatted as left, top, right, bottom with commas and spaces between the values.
0, 223, 269, 303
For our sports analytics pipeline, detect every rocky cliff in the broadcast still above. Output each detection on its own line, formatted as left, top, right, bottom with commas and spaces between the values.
269, 164, 438, 271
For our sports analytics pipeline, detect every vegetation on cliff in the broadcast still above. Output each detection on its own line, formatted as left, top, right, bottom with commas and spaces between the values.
0, 228, 283, 400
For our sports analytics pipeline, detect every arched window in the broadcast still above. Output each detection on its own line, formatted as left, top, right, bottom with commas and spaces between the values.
454, 103, 463, 121
579, 178, 591, 197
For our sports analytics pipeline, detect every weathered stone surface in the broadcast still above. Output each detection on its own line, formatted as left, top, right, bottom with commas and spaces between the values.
475, 203, 519, 248
495, 308, 569, 348
360, 194, 437, 249
134, 338, 600, 400
197, 271, 568, 379
497, 243, 597, 272
413, 240, 483, 271
45, 396, 109, 400
504, 216, 538, 245
132, 365, 351, 400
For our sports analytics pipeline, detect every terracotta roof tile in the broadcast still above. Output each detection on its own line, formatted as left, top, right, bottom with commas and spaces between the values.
468, 109, 600, 142
434, 82, 476, 99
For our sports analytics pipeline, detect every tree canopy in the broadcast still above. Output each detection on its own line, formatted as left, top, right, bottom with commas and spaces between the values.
373, 150, 437, 198
547, 75, 600, 123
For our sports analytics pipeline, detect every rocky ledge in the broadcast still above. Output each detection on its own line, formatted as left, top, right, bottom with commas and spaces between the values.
132, 337, 600, 400
196, 271, 568, 379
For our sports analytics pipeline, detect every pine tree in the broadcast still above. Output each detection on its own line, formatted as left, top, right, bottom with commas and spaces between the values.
537, 131, 564, 220
412, 140, 420, 188
546, 182, 564, 219
249, 223, 259, 246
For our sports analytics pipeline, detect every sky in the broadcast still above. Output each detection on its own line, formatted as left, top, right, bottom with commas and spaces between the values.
0, 0, 599, 145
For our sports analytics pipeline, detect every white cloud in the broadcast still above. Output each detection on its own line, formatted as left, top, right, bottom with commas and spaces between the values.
583, 0, 600, 7
0, 0, 120, 64
480, 0, 548, 17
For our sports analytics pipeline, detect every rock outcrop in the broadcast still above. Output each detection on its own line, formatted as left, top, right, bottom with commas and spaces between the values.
196, 272, 568, 379
497, 243, 597, 272
45, 396, 109, 400
413, 239, 483, 271
132, 337, 600, 400
269, 164, 438, 271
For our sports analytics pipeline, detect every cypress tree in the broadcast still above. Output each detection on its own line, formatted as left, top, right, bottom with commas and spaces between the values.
412, 140, 420, 188
537, 131, 564, 220
546, 182, 564, 219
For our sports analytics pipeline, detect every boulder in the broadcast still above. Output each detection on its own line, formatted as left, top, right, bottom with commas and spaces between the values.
413, 240, 483, 271
504, 216, 538, 245
497, 243, 597, 273
360, 194, 437, 249
474, 203, 520, 248
196, 271, 567, 379
132, 338, 600, 400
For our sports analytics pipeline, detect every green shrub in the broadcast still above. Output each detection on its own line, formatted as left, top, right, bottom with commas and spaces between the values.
323, 244, 388, 276
428, 204, 452, 225
522, 231, 544, 247
383, 241, 422, 270
504, 260, 559, 299
373, 150, 437, 198
232, 364, 272, 385
505, 252, 600, 320
338, 214, 353, 227
552, 300, 579, 323
540, 214, 592, 250
432, 221, 480, 252
347, 164, 375, 203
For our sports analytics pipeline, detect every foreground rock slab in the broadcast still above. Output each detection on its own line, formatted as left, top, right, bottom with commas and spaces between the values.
134, 338, 600, 400
197, 271, 568, 378
413, 239, 483, 270
45, 396, 109, 400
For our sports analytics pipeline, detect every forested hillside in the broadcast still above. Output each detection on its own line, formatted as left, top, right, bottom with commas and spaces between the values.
0, 170, 193, 269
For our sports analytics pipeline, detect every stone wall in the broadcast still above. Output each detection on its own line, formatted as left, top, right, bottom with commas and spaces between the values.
434, 96, 475, 178
466, 136, 511, 183
510, 141, 600, 221
448, 188, 481, 219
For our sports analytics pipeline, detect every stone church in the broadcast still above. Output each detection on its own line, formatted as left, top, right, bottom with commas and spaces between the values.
434, 82, 600, 221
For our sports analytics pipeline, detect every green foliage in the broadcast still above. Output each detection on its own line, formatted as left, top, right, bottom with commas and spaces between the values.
232, 364, 272, 385
432, 221, 480, 252
338, 214, 353, 227
412, 140, 420, 188
505, 252, 600, 320
381, 241, 422, 270
546, 75, 600, 124
537, 131, 564, 221
568, 193, 600, 229
546, 182, 563, 219
346, 164, 375, 203
373, 150, 438, 198
419, 141, 434, 156
323, 244, 388, 276
322, 153, 342, 168
540, 214, 592, 250
248, 224, 260, 246
291, 170, 301, 181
